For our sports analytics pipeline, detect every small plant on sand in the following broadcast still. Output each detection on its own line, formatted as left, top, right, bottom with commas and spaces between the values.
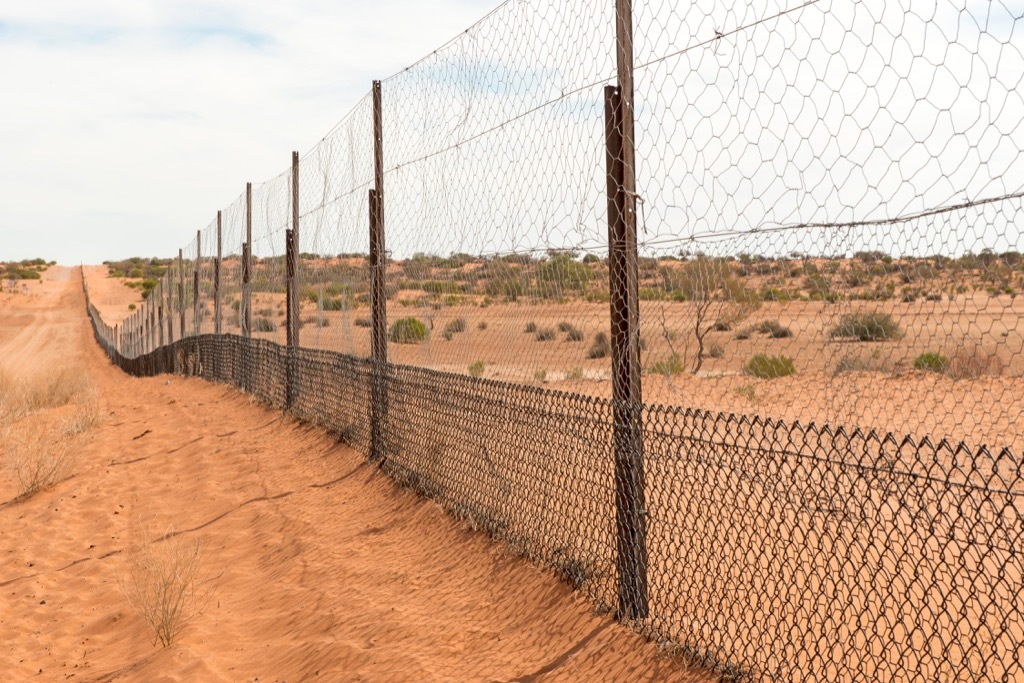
389, 317, 429, 344
524, 321, 538, 334
253, 317, 277, 333
534, 368, 547, 382
534, 328, 556, 342
468, 360, 485, 377
564, 366, 584, 381
745, 354, 795, 379
913, 351, 949, 374
648, 353, 685, 377
477, 321, 488, 330
4, 434, 75, 499
564, 325, 585, 342
442, 318, 466, 341
121, 526, 212, 648
354, 317, 372, 328
734, 384, 757, 404
588, 332, 611, 359
829, 311, 902, 341
755, 319, 793, 338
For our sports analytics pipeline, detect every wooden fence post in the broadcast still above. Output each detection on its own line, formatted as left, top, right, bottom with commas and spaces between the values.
369, 79, 389, 463
178, 249, 186, 340
242, 182, 253, 339
215, 211, 222, 336
285, 151, 301, 407
605, 78, 649, 620
194, 230, 202, 335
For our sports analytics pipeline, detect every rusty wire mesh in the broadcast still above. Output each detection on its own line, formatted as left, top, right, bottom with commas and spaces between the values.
84, 0, 1023, 680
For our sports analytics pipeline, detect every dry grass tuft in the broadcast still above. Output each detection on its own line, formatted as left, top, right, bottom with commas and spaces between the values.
946, 344, 1006, 380
121, 526, 212, 648
0, 366, 94, 423
3, 427, 76, 499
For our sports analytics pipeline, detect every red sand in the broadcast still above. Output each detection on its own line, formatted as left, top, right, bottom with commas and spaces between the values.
0, 268, 709, 682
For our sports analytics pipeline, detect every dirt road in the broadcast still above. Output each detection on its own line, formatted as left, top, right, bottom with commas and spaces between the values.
0, 267, 707, 682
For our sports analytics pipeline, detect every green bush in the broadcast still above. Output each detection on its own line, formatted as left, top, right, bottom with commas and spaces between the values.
914, 351, 949, 374
524, 322, 538, 334
468, 360, 485, 378
648, 353, 685, 377
745, 354, 795, 379
389, 317, 428, 344
829, 311, 903, 341
354, 317, 372, 328
564, 325, 585, 342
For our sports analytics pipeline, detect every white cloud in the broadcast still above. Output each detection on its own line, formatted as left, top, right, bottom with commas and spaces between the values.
0, 0, 496, 263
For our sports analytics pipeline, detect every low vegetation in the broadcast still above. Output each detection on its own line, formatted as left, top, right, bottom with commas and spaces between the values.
648, 353, 685, 377
121, 525, 212, 648
588, 332, 611, 359
390, 317, 429, 344
468, 360, 485, 377
914, 351, 949, 374
745, 354, 796, 379
2, 258, 52, 281
829, 311, 903, 341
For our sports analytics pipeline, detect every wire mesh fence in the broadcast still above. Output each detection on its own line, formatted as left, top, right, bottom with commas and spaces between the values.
84, 0, 1023, 680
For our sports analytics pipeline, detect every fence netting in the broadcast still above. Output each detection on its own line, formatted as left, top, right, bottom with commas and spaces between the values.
85, 0, 1023, 680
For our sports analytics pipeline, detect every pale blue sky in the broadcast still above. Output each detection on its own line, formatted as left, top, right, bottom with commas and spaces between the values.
0, 0, 497, 264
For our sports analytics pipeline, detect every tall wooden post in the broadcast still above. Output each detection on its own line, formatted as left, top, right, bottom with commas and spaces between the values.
606, 66, 649, 617
194, 230, 202, 335
290, 151, 300, 349
369, 79, 388, 463
158, 302, 165, 348
215, 211, 222, 336
242, 182, 253, 338
178, 249, 186, 339
165, 273, 173, 344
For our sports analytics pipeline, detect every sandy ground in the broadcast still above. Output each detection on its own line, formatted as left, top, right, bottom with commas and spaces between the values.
1, 268, 709, 682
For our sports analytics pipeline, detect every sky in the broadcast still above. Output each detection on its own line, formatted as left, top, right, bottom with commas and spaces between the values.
0, 0, 497, 264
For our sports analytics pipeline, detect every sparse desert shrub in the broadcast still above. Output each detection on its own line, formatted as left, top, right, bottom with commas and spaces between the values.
648, 353, 685, 377
534, 328, 556, 342
557, 321, 574, 332
477, 321, 488, 330
588, 332, 611, 359
534, 368, 547, 382
745, 354, 796, 379
524, 321, 538, 334
734, 384, 757, 404
829, 311, 902, 341
563, 366, 584, 381
564, 325, 585, 342
128, 303, 136, 311
442, 318, 466, 341
4, 433, 74, 498
389, 316, 428, 344
707, 342, 724, 358
947, 345, 1004, 379
914, 351, 949, 374
0, 367, 94, 422
755, 319, 793, 338
734, 329, 751, 341
468, 360, 485, 377
712, 320, 732, 332
121, 526, 211, 648
253, 317, 277, 333
354, 317, 372, 328
256, 307, 274, 317
301, 316, 329, 328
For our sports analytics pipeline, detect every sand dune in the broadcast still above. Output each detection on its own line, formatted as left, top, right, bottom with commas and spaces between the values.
0, 267, 708, 682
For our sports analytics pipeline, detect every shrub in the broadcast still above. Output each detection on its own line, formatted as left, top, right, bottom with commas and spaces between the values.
442, 318, 466, 340
712, 320, 732, 332
914, 351, 949, 374
534, 328, 556, 341
734, 329, 751, 340
648, 353, 685, 377
534, 368, 547, 382
745, 354, 796, 379
389, 317, 429, 344
755, 319, 793, 338
708, 342, 724, 358
524, 322, 538, 334
564, 325, 585, 342
557, 321, 573, 332
477, 321, 488, 330
588, 332, 611, 359
128, 303, 136, 311
254, 317, 277, 333
564, 366, 584, 381
468, 360, 485, 378
354, 317, 372, 328
829, 311, 903, 341
947, 345, 1004, 379
121, 526, 210, 648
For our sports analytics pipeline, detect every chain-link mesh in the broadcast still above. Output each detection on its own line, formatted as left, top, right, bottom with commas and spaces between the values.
84, 0, 1023, 679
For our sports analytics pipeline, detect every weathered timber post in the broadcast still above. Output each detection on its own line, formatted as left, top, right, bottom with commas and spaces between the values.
285, 151, 301, 407
605, 46, 650, 620
158, 302, 164, 348
194, 230, 202, 336
242, 182, 253, 339
369, 79, 389, 464
165, 273, 173, 344
178, 249, 186, 340
215, 211, 222, 336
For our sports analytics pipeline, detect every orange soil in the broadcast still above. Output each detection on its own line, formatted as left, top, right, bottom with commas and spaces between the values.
0, 268, 709, 682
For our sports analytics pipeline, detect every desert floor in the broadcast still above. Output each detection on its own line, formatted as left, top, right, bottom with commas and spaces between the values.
0, 267, 710, 682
